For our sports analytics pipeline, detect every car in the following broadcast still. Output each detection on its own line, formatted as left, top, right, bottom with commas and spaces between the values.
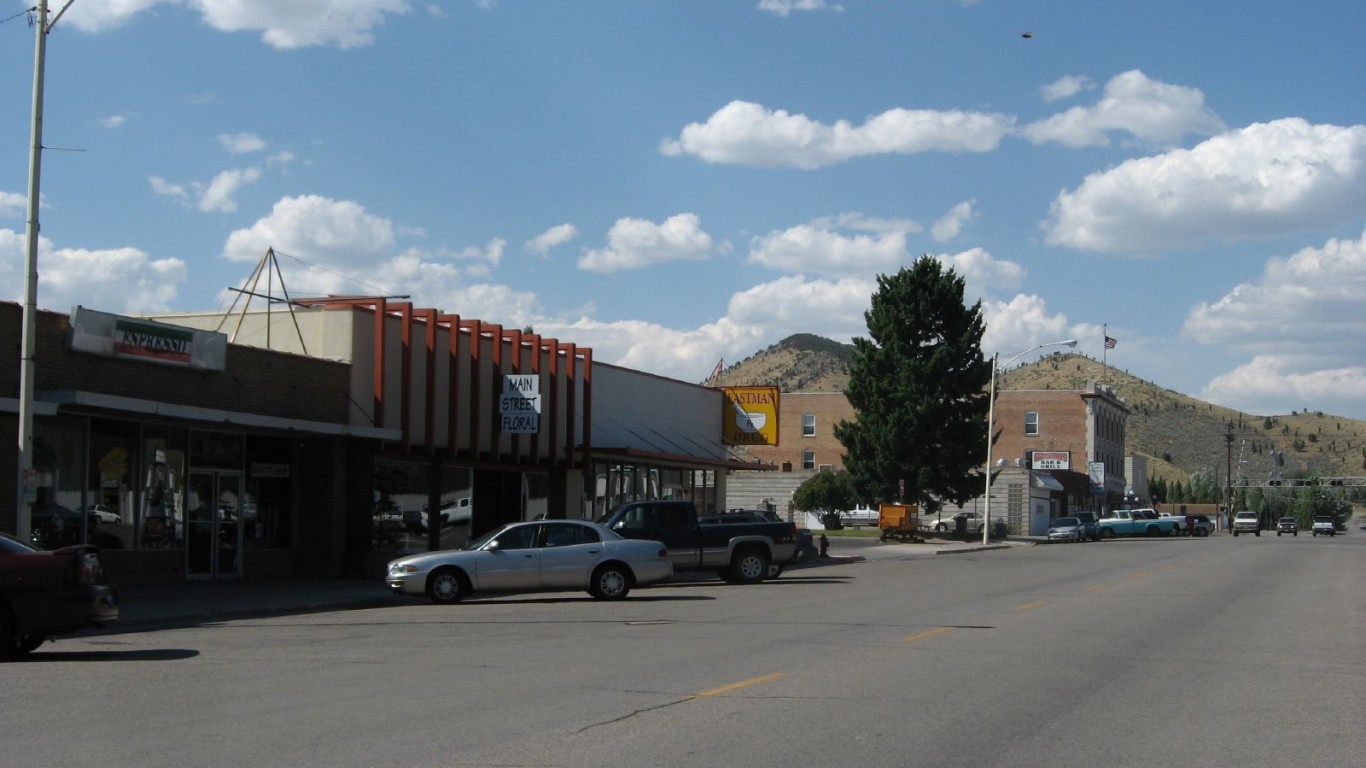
85, 504, 121, 524
1277, 517, 1298, 536
930, 512, 987, 534
1072, 511, 1101, 541
1, 532, 119, 657
1047, 517, 1086, 543
385, 519, 672, 603
1312, 516, 1336, 537
1232, 510, 1260, 537
1188, 514, 1215, 536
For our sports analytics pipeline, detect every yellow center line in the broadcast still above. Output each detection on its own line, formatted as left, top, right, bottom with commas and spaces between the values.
1085, 584, 1105, 592
693, 672, 787, 698
1129, 571, 1147, 580
1017, 600, 1048, 611
903, 626, 953, 643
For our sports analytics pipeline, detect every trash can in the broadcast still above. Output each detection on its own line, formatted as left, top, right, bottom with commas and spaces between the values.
954, 516, 968, 540
993, 521, 1008, 540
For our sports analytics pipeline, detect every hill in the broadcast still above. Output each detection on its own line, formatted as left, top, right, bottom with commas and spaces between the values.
715, 335, 1366, 485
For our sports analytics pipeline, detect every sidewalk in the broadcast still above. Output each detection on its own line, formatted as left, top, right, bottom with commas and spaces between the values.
102, 535, 1039, 632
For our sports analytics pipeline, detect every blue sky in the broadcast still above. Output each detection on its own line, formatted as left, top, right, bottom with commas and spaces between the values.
3, 1, 1364, 419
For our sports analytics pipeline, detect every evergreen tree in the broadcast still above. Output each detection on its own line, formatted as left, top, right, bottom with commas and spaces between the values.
834, 257, 991, 513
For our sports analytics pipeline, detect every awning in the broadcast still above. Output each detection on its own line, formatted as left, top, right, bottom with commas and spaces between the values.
583, 445, 776, 472
1031, 471, 1066, 492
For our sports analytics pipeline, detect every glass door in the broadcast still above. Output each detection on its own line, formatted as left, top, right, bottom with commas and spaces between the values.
186, 470, 243, 579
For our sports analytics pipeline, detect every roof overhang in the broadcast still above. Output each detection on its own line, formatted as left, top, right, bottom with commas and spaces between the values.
583, 445, 776, 472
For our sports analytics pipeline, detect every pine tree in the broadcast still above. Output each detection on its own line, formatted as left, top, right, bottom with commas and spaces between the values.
834, 257, 991, 513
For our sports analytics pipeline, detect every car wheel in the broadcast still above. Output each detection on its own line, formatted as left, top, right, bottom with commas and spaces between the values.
426, 567, 468, 604
1255, 530, 1261, 537
1099, 528, 1115, 540
589, 563, 632, 599
1277, 531, 1282, 536
0, 609, 16, 659
1234, 530, 1240, 536
935, 522, 948, 533
16, 634, 44, 654
730, 549, 770, 585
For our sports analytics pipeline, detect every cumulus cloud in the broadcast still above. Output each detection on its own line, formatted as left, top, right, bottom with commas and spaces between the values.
99, 114, 131, 129
0, 228, 186, 314
1021, 70, 1225, 147
1041, 75, 1095, 103
980, 294, 1074, 361
931, 200, 976, 242
64, 0, 411, 50
757, 0, 844, 17
1202, 356, 1366, 418
1043, 118, 1366, 252
524, 223, 578, 257
748, 225, 909, 277
223, 194, 396, 267
219, 133, 267, 154
939, 247, 1027, 295
579, 214, 722, 273
1, 191, 26, 219
660, 100, 1014, 168
198, 168, 263, 213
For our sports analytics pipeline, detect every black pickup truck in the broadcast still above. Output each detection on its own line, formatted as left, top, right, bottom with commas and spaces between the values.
597, 500, 798, 584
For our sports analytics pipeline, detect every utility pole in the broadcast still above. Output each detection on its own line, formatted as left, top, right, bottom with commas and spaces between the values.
17, 1, 72, 540
1224, 429, 1234, 532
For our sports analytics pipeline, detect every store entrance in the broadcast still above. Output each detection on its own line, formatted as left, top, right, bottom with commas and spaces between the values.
186, 470, 244, 579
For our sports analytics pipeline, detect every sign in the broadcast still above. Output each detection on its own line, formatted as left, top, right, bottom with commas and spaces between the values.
1030, 451, 1070, 470
720, 386, 780, 446
68, 306, 227, 370
1088, 461, 1106, 493
500, 374, 541, 434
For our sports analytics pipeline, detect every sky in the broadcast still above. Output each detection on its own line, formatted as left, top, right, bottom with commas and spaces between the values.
2, 1, 1364, 420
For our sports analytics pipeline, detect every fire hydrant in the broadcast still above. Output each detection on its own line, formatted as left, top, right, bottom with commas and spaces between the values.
819, 533, 829, 558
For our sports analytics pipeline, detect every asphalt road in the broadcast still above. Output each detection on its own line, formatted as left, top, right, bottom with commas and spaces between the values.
4, 530, 1363, 768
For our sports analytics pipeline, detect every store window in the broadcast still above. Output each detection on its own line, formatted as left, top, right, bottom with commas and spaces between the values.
30, 415, 96, 550
246, 436, 293, 549
139, 425, 187, 552
372, 458, 473, 553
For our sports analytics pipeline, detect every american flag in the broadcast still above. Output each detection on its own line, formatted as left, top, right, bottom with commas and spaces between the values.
1104, 335, 1117, 350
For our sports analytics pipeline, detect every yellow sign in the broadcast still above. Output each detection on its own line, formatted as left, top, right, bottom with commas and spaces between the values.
721, 386, 780, 446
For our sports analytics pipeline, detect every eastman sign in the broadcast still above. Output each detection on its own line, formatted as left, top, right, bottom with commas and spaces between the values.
721, 386, 779, 446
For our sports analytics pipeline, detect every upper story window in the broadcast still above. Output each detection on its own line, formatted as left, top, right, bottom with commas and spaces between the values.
1025, 411, 1039, 436
802, 413, 816, 437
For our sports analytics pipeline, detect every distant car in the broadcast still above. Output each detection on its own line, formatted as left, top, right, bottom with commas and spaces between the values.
1312, 516, 1336, 537
1047, 517, 1086, 543
1, 532, 119, 657
385, 520, 672, 603
1072, 511, 1101, 541
1277, 517, 1298, 536
931, 512, 987, 534
1232, 510, 1260, 537
1188, 515, 1215, 536
85, 504, 121, 524
405, 497, 473, 534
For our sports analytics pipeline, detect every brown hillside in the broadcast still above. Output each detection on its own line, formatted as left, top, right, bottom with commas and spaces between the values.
718, 336, 1366, 485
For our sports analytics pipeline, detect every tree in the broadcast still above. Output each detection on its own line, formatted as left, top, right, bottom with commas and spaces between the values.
834, 257, 991, 514
791, 471, 859, 527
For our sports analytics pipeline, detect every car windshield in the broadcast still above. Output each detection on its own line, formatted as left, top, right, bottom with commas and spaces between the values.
1053, 518, 1078, 526
1, 531, 40, 554
1236, 512, 1257, 519
1314, 516, 1333, 522
1279, 518, 1295, 523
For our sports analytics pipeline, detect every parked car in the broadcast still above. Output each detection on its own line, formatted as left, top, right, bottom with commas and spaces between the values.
1188, 514, 1215, 536
1, 532, 119, 657
1047, 517, 1086, 543
85, 504, 121, 524
700, 510, 816, 568
385, 519, 672, 603
930, 512, 987, 534
1072, 511, 1101, 541
1277, 517, 1298, 536
1232, 510, 1261, 537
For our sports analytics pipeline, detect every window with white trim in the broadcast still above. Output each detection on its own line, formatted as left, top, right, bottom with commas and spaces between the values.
801, 450, 815, 470
802, 413, 816, 437
1025, 411, 1039, 436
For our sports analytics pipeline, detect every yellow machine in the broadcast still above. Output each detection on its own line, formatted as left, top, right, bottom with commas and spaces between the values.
878, 503, 920, 542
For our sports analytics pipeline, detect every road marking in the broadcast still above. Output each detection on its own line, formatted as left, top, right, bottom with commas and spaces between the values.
1017, 600, 1047, 611
694, 672, 787, 698
903, 626, 953, 643
1086, 584, 1105, 592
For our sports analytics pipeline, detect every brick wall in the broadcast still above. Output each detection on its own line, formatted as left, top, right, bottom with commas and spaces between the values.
743, 392, 854, 470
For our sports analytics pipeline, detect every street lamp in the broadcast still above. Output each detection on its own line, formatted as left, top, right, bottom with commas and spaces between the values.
982, 339, 1078, 544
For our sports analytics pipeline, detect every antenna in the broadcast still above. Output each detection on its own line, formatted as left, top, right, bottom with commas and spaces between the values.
214, 247, 309, 354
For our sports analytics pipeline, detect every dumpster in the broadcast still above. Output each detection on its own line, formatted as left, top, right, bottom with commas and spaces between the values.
993, 520, 1008, 539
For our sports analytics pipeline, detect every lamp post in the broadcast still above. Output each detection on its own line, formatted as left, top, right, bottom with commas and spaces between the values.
982, 339, 1078, 545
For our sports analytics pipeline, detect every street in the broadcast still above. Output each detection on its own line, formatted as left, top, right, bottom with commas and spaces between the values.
3, 531, 1363, 768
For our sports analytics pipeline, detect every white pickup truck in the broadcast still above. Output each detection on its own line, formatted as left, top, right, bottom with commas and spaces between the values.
1231, 510, 1261, 536
1312, 515, 1337, 536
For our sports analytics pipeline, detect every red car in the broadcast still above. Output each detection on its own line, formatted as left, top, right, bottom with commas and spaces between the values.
1, 532, 119, 657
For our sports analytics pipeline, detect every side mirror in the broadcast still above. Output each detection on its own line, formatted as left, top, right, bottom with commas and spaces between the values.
485, 539, 501, 552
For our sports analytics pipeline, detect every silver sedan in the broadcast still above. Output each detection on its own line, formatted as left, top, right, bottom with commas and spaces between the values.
386, 519, 672, 604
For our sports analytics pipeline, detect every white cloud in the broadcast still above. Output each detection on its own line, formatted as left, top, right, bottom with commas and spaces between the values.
65, 1, 411, 50
660, 100, 1014, 169
524, 223, 578, 256
579, 214, 721, 273
939, 247, 1027, 295
931, 200, 976, 242
1202, 356, 1366, 418
0, 228, 186, 314
808, 212, 921, 234
99, 114, 131, 129
1021, 70, 1225, 148
148, 177, 192, 206
219, 133, 267, 154
198, 168, 263, 213
757, 0, 844, 17
1041, 75, 1095, 103
1043, 118, 1366, 253
223, 194, 397, 269
748, 224, 909, 276
1, 191, 26, 219
980, 294, 1073, 362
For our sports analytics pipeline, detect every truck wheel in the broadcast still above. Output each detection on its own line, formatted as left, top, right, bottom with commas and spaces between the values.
16, 634, 44, 654
1255, 530, 1261, 537
765, 563, 784, 580
589, 563, 632, 599
1099, 528, 1115, 540
1146, 525, 1160, 537
1234, 530, 1240, 536
730, 549, 769, 585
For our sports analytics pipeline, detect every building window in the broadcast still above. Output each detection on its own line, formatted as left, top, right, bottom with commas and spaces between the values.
1025, 411, 1039, 436
801, 450, 815, 470
802, 413, 816, 437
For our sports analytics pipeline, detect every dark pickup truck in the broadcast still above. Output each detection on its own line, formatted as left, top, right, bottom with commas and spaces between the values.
598, 500, 798, 584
